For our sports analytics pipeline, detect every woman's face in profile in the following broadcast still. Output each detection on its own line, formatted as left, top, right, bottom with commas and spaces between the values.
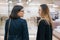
38, 7, 42, 16
17, 9, 24, 17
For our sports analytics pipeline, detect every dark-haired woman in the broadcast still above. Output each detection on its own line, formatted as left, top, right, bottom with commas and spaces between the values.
36, 4, 53, 40
4, 5, 29, 40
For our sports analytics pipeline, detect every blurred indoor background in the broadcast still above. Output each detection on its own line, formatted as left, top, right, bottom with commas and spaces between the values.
0, 0, 60, 40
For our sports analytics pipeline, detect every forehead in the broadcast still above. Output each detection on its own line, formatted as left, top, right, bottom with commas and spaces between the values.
39, 6, 41, 10
21, 8, 24, 10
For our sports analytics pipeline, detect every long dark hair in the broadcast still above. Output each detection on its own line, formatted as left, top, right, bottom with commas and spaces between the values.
9, 5, 23, 19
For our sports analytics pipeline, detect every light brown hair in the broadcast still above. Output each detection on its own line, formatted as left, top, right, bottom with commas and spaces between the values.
40, 4, 53, 27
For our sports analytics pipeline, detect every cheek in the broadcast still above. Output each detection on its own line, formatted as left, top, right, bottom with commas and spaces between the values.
40, 10, 42, 13
20, 12, 24, 15
19, 12, 24, 16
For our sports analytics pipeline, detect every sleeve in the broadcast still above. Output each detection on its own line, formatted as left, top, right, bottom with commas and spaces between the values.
22, 20, 29, 40
36, 20, 46, 40
4, 20, 8, 40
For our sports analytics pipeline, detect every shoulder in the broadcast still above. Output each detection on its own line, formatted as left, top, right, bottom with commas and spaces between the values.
39, 19, 49, 25
19, 19, 27, 26
19, 18, 27, 23
5, 19, 9, 23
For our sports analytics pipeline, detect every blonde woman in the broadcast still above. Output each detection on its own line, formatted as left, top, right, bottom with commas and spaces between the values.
36, 4, 53, 40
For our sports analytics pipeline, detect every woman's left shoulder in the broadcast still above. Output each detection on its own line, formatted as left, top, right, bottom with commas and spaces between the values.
40, 18, 49, 25
19, 18, 27, 23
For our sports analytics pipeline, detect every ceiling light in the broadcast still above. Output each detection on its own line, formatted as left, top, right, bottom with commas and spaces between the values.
28, 0, 31, 2
16, 3, 23, 6
8, 1, 12, 3
19, 0, 21, 2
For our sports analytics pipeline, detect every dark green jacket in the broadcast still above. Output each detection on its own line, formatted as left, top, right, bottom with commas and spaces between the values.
4, 18, 29, 40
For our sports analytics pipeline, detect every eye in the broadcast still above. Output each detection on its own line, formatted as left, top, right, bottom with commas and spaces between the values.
21, 10, 24, 12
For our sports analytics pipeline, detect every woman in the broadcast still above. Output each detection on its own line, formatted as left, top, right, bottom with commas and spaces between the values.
36, 4, 53, 40
4, 5, 29, 40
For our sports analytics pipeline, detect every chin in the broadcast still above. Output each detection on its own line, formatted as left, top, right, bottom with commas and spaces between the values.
21, 16, 23, 17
